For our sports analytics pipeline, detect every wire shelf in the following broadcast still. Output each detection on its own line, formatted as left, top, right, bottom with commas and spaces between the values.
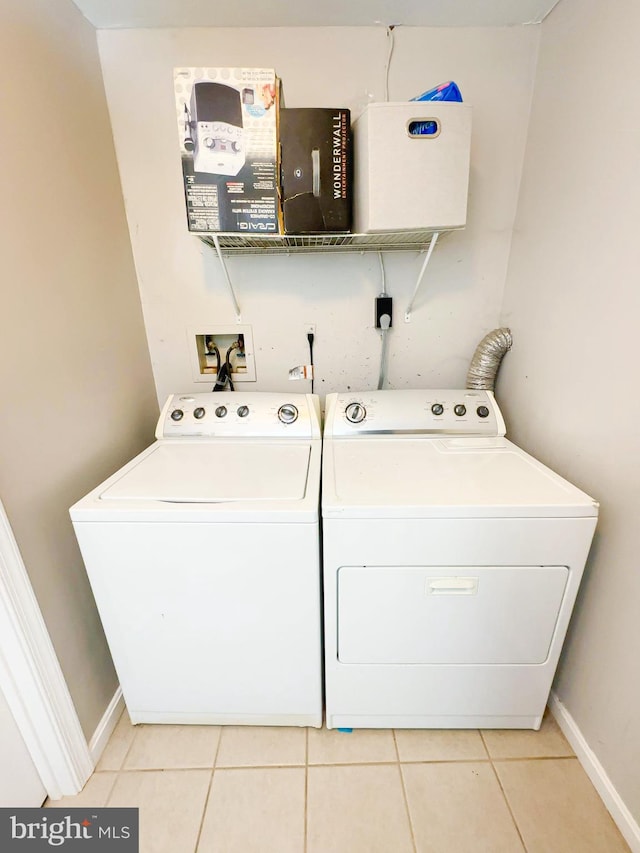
197, 229, 458, 256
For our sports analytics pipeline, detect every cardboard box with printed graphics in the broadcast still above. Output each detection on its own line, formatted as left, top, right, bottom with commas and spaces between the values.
174, 67, 281, 233
279, 108, 352, 233
353, 101, 472, 233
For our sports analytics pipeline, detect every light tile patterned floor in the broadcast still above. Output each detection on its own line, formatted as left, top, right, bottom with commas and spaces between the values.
47, 709, 631, 852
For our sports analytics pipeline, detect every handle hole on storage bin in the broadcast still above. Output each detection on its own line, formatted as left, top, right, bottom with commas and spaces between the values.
407, 119, 440, 138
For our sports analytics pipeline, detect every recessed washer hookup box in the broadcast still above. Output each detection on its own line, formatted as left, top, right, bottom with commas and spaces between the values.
280, 108, 352, 234
174, 67, 281, 233
353, 101, 472, 233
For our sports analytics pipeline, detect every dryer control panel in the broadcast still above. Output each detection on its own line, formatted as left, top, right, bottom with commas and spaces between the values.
327, 389, 506, 437
157, 392, 321, 439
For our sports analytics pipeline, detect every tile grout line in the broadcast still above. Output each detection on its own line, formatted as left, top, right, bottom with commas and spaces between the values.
104, 714, 142, 806
105, 765, 236, 773
304, 727, 309, 853
312, 757, 487, 767
193, 728, 223, 852
480, 731, 529, 853
93, 754, 584, 773
118, 719, 143, 773
192, 769, 214, 853
101, 768, 120, 808
393, 730, 418, 853
477, 754, 576, 763
478, 728, 490, 761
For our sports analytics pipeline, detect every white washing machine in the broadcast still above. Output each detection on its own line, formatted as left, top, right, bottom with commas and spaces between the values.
71, 392, 322, 727
322, 389, 598, 730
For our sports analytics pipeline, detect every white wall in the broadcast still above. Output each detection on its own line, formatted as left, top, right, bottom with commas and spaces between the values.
97, 25, 539, 404
499, 0, 640, 825
0, 0, 158, 738
0, 685, 46, 807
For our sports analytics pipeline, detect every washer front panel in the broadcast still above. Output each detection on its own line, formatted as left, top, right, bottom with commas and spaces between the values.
74, 519, 323, 725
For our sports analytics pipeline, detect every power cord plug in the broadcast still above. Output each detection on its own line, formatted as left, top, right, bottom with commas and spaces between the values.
307, 332, 315, 393
375, 296, 393, 328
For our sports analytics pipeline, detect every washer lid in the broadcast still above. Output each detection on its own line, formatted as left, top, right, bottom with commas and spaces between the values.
100, 441, 311, 502
324, 437, 598, 518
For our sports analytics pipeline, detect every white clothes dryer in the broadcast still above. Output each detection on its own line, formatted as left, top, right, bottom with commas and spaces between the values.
71, 392, 322, 726
322, 389, 598, 730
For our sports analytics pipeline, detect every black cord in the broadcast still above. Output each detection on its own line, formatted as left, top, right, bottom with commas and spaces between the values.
207, 344, 221, 392
206, 342, 221, 372
307, 332, 315, 393
212, 362, 230, 392
224, 344, 236, 392
211, 339, 244, 392
212, 343, 238, 392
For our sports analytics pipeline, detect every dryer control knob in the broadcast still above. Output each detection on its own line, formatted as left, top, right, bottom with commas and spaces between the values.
237, 405, 250, 418
431, 403, 444, 416
477, 405, 490, 418
193, 407, 206, 419
454, 404, 467, 417
215, 406, 227, 418
170, 409, 184, 421
278, 404, 298, 424
345, 403, 367, 424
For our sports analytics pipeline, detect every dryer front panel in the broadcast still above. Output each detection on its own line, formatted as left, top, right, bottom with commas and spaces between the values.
337, 565, 569, 665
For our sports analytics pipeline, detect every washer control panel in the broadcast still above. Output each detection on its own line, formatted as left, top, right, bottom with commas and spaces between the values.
157, 392, 318, 439
328, 389, 505, 437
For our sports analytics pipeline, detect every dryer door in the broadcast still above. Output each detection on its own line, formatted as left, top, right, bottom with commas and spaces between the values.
337, 565, 569, 665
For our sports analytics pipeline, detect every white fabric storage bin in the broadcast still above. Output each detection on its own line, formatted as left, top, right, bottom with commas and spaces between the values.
353, 102, 472, 233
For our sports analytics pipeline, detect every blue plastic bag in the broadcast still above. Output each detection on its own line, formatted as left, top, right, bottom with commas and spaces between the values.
411, 81, 463, 102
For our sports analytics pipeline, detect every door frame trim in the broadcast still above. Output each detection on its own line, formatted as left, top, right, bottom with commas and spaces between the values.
0, 499, 92, 800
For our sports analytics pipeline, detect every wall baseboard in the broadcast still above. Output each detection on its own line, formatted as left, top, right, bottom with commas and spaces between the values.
549, 691, 640, 853
88, 688, 124, 765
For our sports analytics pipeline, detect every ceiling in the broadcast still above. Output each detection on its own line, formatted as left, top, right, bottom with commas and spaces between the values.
70, 0, 562, 30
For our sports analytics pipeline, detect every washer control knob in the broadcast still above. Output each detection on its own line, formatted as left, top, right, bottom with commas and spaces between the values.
278, 404, 299, 424
454, 404, 467, 417
345, 403, 367, 424
215, 406, 227, 418
170, 409, 184, 421
431, 403, 444, 416
237, 405, 250, 418
193, 407, 206, 419
477, 405, 490, 419
204, 136, 215, 149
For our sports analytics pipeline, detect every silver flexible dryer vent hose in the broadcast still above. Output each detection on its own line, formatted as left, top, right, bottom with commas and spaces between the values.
466, 327, 513, 391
